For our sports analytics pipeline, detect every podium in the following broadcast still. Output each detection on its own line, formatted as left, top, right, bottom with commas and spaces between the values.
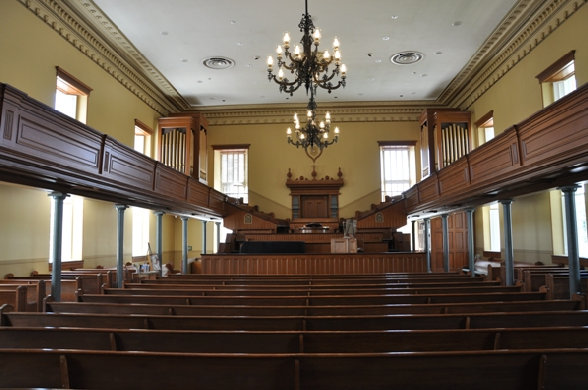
331, 237, 357, 253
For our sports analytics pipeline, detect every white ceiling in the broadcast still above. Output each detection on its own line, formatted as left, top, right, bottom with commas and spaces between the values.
91, 0, 518, 107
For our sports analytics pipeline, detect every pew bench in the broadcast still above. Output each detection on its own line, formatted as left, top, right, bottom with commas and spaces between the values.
44, 299, 582, 317
542, 273, 588, 299
80, 291, 549, 306
2, 326, 588, 354
3, 310, 588, 331
0, 287, 27, 312
0, 348, 586, 389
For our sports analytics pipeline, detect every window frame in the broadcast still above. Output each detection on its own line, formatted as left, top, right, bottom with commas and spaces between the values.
213, 144, 250, 203
536, 50, 576, 107
378, 140, 416, 201
55, 67, 92, 123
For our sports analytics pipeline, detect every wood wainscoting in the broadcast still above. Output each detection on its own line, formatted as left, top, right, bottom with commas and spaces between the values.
200, 252, 427, 275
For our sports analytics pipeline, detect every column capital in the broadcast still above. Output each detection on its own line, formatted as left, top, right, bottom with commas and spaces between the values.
114, 204, 128, 211
499, 199, 513, 206
180, 216, 189, 221
558, 184, 580, 193
154, 210, 165, 216
48, 191, 68, 200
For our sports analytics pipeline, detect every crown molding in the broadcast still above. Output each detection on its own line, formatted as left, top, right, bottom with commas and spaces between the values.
190, 101, 441, 125
441, 0, 586, 109
17, 0, 190, 115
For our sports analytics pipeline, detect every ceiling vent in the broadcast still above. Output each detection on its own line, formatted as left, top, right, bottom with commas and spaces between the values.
390, 51, 423, 65
202, 56, 235, 70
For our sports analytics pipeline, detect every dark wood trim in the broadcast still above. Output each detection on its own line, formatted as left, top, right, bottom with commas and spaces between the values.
134, 119, 153, 135
378, 140, 417, 147
535, 50, 576, 82
475, 110, 494, 127
212, 144, 250, 150
55, 66, 93, 95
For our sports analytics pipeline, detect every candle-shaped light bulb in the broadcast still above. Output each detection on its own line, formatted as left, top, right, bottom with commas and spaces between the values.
294, 45, 301, 58
333, 37, 340, 50
276, 45, 283, 58
295, 122, 300, 130
341, 64, 347, 76
267, 56, 273, 70
313, 29, 321, 45
287, 127, 292, 136
323, 50, 330, 60
323, 132, 329, 139
293, 112, 298, 121
283, 32, 290, 45
319, 121, 325, 129
307, 110, 312, 118
334, 126, 340, 134
334, 50, 341, 63
300, 133, 305, 139
325, 111, 331, 123
278, 67, 284, 80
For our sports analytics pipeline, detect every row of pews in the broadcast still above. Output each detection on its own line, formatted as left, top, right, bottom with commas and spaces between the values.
0, 272, 588, 388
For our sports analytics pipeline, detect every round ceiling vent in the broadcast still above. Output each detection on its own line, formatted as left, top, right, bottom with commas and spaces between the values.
202, 56, 235, 70
390, 51, 423, 65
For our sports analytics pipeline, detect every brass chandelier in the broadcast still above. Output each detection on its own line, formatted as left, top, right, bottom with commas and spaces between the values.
286, 89, 339, 162
266, 0, 347, 95
266, 0, 346, 159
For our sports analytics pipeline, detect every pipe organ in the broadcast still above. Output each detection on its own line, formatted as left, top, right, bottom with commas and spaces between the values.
157, 114, 208, 183
420, 109, 471, 176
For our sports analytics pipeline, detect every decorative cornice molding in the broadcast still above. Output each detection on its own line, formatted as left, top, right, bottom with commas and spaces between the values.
443, 0, 586, 109
17, 0, 189, 115
194, 101, 441, 125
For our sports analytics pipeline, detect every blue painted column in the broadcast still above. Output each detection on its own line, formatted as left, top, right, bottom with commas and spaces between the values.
115, 204, 128, 288
441, 214, 450, 273
560, 185, 581, 298
155, 211, 164, 277
500, 200, 514, 286
181, 216, 189, 274
201, 220, 208, 255
424, 218, 431, 273
466, 208, 475, 277
49, 192, 67, 301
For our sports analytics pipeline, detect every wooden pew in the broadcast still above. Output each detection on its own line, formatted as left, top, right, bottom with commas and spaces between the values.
0, 348, 586, 389
543, 273, 588, 299
45, 299, 583, 317
521, 269, 588, 292
7, 276, 82, 301
2, 326, 588, 353
80, 291, 549, 306
0, 287, 27, 312
109, 285, 523, 296
3, 310, 588, 331
0, 280, 45, 311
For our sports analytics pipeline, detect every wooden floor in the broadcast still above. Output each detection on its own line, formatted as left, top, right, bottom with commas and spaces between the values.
0, 270, 587, 389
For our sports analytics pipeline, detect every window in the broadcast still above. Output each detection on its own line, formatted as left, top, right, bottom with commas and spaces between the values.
536, 51, 577, 107
379, 141, 416, 201
482, 203, 501, 253
132, 120, 153, 258
475, 110, 494, 147
55, 67, 91, 123
213, 145, 249, 203
49, 195, 83, 262
561, 184, 588, 258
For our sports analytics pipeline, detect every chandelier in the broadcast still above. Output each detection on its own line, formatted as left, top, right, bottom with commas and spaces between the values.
286, 90, 340, 162
266, 0, 347, 96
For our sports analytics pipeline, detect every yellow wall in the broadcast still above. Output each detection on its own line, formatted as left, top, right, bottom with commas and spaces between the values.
468, 5, 588, 264
208, 120, 419, 220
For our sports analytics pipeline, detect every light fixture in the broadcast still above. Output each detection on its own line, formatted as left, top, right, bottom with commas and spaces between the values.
266, 0, 347, 96
286, 89, 339, 162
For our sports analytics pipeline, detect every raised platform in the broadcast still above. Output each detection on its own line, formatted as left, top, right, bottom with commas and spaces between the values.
201, 252, 427, 275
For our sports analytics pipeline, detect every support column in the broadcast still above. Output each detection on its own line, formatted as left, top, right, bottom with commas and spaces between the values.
411, 220, 417, 252
466, 208, 475, 278
181, 216, 189, 274
441, 214, 450, 273
424, 218, 431, 273
560, 185, 581, 297
154, 211, 164, 277
49, 192, 67, 301
215, 221, 221, 254
115, 204, 128, 288
201, 220, 208, 255
500, 200, 514, 286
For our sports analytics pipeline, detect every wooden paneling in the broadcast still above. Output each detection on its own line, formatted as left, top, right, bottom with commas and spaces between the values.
187, 180, 209, 206
437, 157, 470, 200
356, 200, 407, 231
468, 127, 521, 188
430, 212, 469, 273
519, 85, 588, 168
102, 136, 156, 191
201, 252, 427, 275
154, 163, 189, 200
416, 173, 439, 206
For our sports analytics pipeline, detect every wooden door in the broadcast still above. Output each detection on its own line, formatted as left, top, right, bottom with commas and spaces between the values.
430, 211, 470, 272
301, 196, 328, 218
